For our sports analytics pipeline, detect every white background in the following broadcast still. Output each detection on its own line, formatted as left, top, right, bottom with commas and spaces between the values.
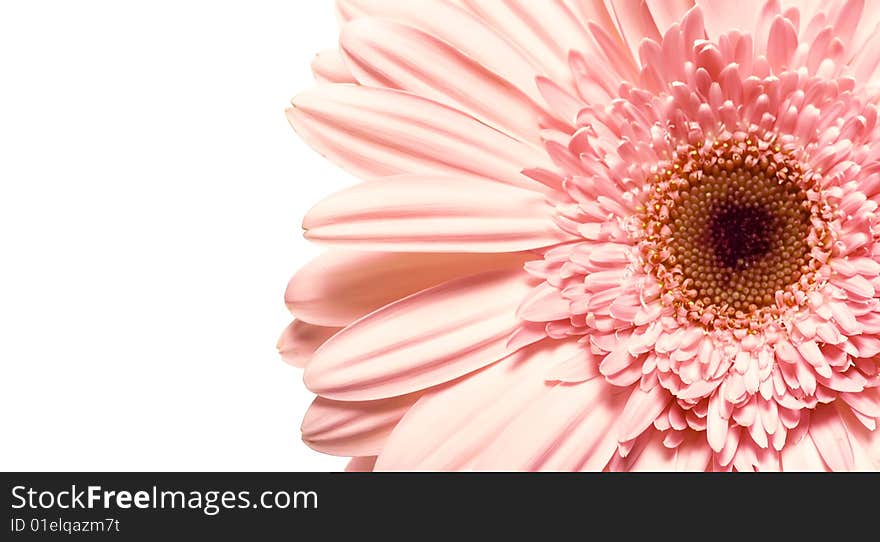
0, 1, 350, 471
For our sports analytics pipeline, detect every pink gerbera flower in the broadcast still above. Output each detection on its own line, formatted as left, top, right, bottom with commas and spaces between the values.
280, 0, 880, 471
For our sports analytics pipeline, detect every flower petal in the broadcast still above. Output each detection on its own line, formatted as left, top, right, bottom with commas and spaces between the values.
517, 281, 572, 322
304, 268, 535, 401
345, 456, 378, 472
340, 18, 551, 144
836, 401, 880, 471
301, 393, 420, 456
645, 0, 696, 34
780, 429, 831, 472
706, 391, 728, 452
336, 0, 545, 100
809, 403, 856, 472
605, 0, 663, 62
375, 339, 580, 470
840, 387, 880, 419
472, 377, 629, 471
278, 320, 341, 368
623, 430, 677, 471
617, 384, 671, 442
459, 0, 592, 89
304, 175, 572, 252
851, 18, 880, 85
545, 348, 602, 383
565, 0, 625, 52
311, 49, 356, 84
288, 85, 554, 191
675, 431, 714, 471
694, 0, 763, 38
286, 250, 528, 327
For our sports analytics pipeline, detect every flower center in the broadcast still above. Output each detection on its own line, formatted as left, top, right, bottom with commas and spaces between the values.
709, 204, 775, 268
669, 157, 812, 312
638, 134, 832, 330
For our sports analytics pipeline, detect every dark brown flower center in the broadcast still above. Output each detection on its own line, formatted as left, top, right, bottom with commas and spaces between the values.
710, 205, 773, 268
667, 160, 811, 313
638, 135, 830, 329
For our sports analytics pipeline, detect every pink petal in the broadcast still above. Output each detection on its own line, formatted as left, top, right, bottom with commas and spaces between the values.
617, 384, 671, 442
340, 18, 551, 143
345, 456, 378, 472
507, 321, 550, 351
304, 176, 571, 252
645, 0, 696, 33
818, 369, 868, 393
599, 342, 640, 378
694, 0, 763, 37
832, 0, 866, 44
605, 0, 662, 62
841, 387, 880, 418
565, 0, 619, 45
830, 301, 861, 335
608, 293, 641, 321
795, 358, 817, 396
706, 392, 728, 452
624, 430, 677, 471
851, 21, 880, 84
286, 250, 527, 327
536, 76, 583, 125
796, 340, 832, 378
545, 348, 601, 383
459, 0, 592, 88
278, 320, 340, 368
311, 49, 356, 84
780, 430, 831, 472
587, 21, 641, 82
337, 0, 546, 101
675, 432, 713, 471
766, 15, 797, 71
809, 403, 856, 472
663, 430, 685, 448
836, 402, 880, 471
717, 425, 742, 467
288, 85, 554, 191
832, 274, 875, 299
302, 393, 421, 456
848, 0, 880, 58
472, 377, 629, 471
517, 282, 572, 322
304, 268, 534, 401
376, 339, 580, 470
